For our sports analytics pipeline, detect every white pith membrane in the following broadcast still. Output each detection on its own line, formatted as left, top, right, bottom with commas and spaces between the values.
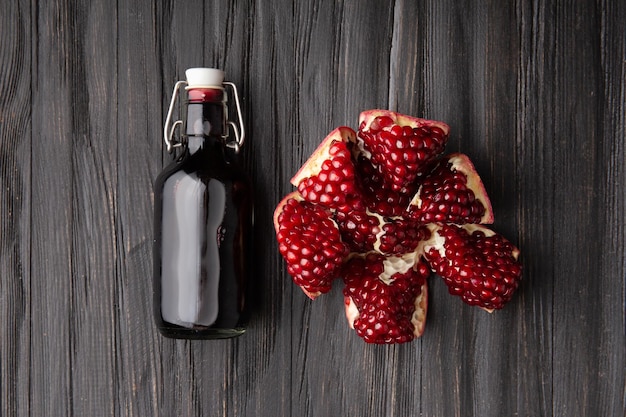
344, 297, 359, 328
353, 133, 372, 160
411, 282, 428, 336
369, 211, 386, 253
416, 223, 497, 259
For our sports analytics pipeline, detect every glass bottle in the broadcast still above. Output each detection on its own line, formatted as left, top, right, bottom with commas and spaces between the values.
153, 68, 253, 339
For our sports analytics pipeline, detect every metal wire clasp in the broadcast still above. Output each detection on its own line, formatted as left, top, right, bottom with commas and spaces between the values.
163, 79, 246, 154
163, 80, 188, 153
223, 82, 245, 154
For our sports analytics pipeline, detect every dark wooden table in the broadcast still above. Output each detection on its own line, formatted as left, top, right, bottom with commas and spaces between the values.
1, 1, 625, 416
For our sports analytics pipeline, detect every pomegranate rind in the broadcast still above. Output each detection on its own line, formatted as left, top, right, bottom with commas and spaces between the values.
448, 153, 494, 223
273, 191, 303, 233
274, 191, 348, 300
408, 153, 494, 224
358, 109, 451, 136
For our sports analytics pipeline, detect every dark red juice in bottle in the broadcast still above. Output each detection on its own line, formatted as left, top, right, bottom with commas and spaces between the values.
153, 69, 252, 339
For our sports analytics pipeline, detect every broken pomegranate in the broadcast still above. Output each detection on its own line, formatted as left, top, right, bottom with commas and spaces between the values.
273, 192, 349, 299
273, 109, 522, 344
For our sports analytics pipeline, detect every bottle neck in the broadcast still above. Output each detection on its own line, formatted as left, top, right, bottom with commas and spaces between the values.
185, 102, 226, 138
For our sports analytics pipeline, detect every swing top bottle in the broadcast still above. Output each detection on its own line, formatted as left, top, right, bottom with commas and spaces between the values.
153, 68, 253, 339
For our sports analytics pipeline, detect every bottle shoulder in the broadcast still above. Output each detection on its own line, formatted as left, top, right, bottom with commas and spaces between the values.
154, 154, 251, 191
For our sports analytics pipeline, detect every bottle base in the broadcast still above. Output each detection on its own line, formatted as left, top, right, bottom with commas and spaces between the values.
157, 326, 246, 340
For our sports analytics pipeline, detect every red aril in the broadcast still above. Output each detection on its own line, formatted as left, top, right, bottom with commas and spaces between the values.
353, 153, 414, 217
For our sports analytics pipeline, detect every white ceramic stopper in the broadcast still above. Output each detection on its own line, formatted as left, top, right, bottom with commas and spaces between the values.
185, 68, 224, 88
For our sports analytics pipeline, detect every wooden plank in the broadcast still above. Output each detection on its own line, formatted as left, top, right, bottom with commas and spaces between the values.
59, 1, 120, 416
512, 0, 556, 415
419, 2, 489, 416
29, 0, 76, 414
595, 2, 626, 415
465, 2, 531, 417
416, 1, 553, 416
28, 1, 121, 415
0, 1, 32, 416
551, 1, 626, 416
388, 0, 426, 117
115, 0, 167, 416
155, 3, 207, 416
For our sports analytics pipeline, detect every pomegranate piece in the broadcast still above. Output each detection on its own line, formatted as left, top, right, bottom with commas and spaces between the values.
357, 109, 450, 193
419, 224, 522, 311
273, 192, 349, 299
408, 153, 494, 224
343, 252, 429, 344
290, 127, 363, 212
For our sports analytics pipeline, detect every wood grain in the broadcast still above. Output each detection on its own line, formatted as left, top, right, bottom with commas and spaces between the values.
0, 1, 31, 416
0, 0, 624, 416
